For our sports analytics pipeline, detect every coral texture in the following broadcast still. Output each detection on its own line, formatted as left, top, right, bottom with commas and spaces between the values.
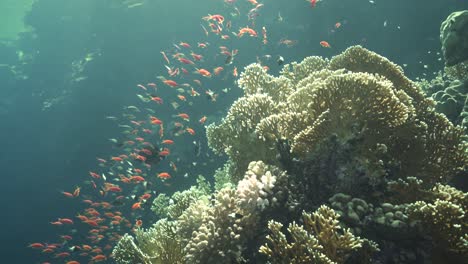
440, 10, 468, 66
259, 205, 377, 264
207, 45, 467, 187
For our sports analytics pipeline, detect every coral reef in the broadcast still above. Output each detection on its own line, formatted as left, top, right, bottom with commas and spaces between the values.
405, 183, 468, 257
114, 46, 468, 264
113, 161, 289, 263
184, 161, 285, 263
419, 68, 468, 131
440, 10, 468, 66
112, 220, 185, 264
259, 205, 378, 264
208, 45, 467, 188
151, 176, 211, 219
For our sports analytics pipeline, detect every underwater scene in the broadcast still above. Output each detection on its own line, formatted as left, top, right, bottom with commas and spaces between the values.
0, 0, 467, 263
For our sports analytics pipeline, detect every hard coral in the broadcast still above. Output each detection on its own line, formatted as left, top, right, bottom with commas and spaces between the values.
259, 205, 378, 264
207, 45, 467, 188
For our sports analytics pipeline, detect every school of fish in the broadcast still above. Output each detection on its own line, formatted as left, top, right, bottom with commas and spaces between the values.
29, 0, 344, 263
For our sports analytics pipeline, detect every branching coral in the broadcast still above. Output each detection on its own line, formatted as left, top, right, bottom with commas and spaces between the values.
184, 161, 285, 263
259, 205, 378, 264
112, 220, 185, 264
405, 184, 468, 255
133, 219, 185, 264
112, 234, 153, 264
151, 176, 211, 219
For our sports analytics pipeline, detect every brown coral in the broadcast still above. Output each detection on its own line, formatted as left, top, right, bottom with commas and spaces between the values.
259, 205, 377, 264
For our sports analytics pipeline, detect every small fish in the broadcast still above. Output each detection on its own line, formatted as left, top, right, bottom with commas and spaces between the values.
136, 94, 150, 103
126, 106, 140, 112
157, 172, 171, 179
277, 56, 284, 65
225, 55, 233, 65
319, 41, 331, 48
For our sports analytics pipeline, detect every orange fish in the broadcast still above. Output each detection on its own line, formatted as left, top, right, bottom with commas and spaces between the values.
177, 113, 190, 121
162, 79, 178, 87
139, 193, 151, 200
237, 27, 257, 37
196, 68, 212, 77
28, 243, 45, 249
90, 255, 107, 262
131, 202, 142, 210
130, 175, 145, 182
58, 218, 74, 225
202, 14, 224, 24
320, 41, 331, 48
111, 156, 123, 162
190, 52, 203, 61
179, 41, 191, 48
150, 116, 163, 125
335, 22, 341, 28
177, 95, 187, 101
135, 219, 143, 227
158, 172, 171, 179
199, 116, 207, 124
159, 148, 170, 156
213, 66, 224, 75
151, 96, 163, 104
89, 171, 101, 179
55, 252, 71, 258
178, 57, 195, 65
107, 186, 122, 192
186, 127, 195, 135
62, 191, 74, 198
162, 139, 174, 145
197, 42, 208, 48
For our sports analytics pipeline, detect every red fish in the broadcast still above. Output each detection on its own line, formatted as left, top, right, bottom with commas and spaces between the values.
28, 243, 45, 249
178, 57, 195, 65
196, 68, 211, 77
177, 113, 190, 121
179, 41, 191, 48
131, 202, 141, 210
162, 139, 174, 145
163, 79, 178, 87
186, 128, 195, 135
199, 116, 207, 124
89, 171, 101, 179
158, 172, 171, 179
319, 41, 331, 48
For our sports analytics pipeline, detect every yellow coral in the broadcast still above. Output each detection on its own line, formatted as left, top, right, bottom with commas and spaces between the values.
259, 205, 377, 264
207, 45, 467, 186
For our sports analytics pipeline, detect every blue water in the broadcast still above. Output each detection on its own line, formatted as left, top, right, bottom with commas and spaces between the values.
0, 0, 467, 263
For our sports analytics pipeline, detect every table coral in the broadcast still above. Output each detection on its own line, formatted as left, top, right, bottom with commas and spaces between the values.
207, 45, 467, 187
